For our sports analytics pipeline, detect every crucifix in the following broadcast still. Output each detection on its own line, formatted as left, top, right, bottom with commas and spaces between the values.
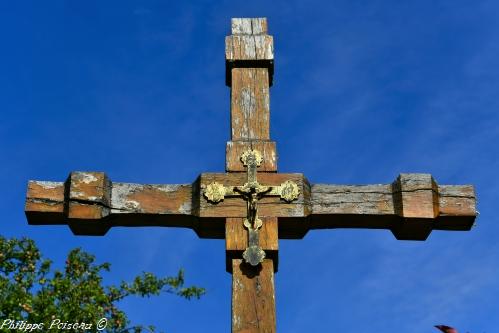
25, 18, 477, 332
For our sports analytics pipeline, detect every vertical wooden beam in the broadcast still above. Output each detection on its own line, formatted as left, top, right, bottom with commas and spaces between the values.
230, 68, 271, 141
226, 18, 278, 332
225, 17, 277, 173
232, 258, 276, 333
227, 216, 278, 332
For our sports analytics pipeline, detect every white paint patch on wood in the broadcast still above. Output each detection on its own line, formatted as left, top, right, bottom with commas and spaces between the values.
80, 173, 98, 184
70, 191, 85, 199
240, 88, 256, 139
112, 183, 143, 209
36, 181, 61, 189
154, 184, 184, 193
178, 202, 191, 215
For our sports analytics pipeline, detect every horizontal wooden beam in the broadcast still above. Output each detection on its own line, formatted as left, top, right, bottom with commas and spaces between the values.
307, 174, 476, 240
25, 172, 476, 241
25, 172, 197, 236
25, 171, 310, 238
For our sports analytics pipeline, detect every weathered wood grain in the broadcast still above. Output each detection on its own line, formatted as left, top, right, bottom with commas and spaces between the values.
230, 68, 271, 140
66, 172, 111, 221
232, 259, 276, 333
25, 173, 197, 235
226, 18, 273, 63
111, 183, 192, 215
226, 16, 273, 98
226, 217, 278, 252
309, 175, 476, 240
25, 181, 65, 224
310, 183, 475, 224
231, 18, 268, 35
226, 217, 278, 272
226, 140, 277, 172
226, 35, 273, 61
225, 15, 275, 174
392, 173, 439, 218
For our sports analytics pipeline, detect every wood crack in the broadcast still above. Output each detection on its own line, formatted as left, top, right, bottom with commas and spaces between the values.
28, 198, 62, 205
392, 188, 437, 194
312, 201, 390, 205
69, 198, 132, 212
312, 191, 392, 195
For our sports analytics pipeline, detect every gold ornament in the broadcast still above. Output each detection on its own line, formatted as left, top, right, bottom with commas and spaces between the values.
203, 182, 227, 203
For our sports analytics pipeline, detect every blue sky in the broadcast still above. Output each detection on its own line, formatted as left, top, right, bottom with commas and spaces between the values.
2, 1, 499, 332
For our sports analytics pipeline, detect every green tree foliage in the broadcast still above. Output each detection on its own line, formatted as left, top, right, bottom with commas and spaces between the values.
0, 236, 205, 332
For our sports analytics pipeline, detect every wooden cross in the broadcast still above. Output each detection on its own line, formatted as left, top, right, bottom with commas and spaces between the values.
25, 18, 477, 333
